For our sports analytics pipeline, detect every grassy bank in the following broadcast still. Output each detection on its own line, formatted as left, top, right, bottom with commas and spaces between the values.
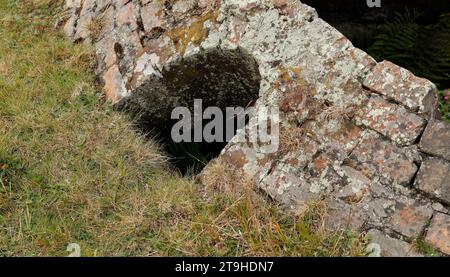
0, 0, 367, 256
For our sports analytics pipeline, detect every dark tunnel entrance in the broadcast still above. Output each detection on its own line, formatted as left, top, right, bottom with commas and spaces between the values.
119, 48, 261, 175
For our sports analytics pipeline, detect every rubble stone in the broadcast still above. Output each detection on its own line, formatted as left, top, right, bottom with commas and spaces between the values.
348, 136, 418, 186
420, 120, 450, 160
388, 202, 433, 239
366, 229, 423, 257
363, 60, 437, 114
415, 158, 450, 205
425, 213, 450, 255
355, 96, 426, 146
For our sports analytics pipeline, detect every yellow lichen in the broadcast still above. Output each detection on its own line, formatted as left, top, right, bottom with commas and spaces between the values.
278, 66, 308, 87
167, 9, 220, 57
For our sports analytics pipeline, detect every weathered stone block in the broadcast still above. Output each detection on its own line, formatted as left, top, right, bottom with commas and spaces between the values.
140, 1, 165, 33
355, 96, 426, 146
366, 229, 422, 257
323, 198, 366, 232
335, 166, 370, 204
102, 65, 127, 102
74, 12, 94, 42
388, 202, 433, 239
116, 2, 140, 32
303, 119, 363, 158
419, 120, 450, 161
363, 60, 437, 114
425, 213, 450, 255
348, 136, 418, 186
415, 157, 450, 205
63, 12, 77, 39
95, 34, 118, 73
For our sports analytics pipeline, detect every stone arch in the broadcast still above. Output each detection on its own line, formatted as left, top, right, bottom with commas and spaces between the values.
64, 0, 450, 255
118, 47, 261, 173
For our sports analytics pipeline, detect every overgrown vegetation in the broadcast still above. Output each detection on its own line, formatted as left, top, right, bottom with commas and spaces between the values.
0, 0, 367, 256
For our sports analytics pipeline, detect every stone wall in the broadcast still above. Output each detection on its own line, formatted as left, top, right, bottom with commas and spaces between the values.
63, 0, 450, 256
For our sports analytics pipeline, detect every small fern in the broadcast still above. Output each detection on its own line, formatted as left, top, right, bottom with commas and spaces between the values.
367, 10, 450, 90
367, 10, 450, 121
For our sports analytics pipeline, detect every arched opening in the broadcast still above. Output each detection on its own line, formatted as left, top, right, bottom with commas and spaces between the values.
119, 48, 261, 175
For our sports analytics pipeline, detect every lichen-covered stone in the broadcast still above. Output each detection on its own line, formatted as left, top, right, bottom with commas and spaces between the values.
355, 96, 426, 146
415, 158, 450, 205
323, 198, 366, 232
425, 213, 450, 255
347, 135, 418, 186
140, 1, 165, 33
305, 119, 363, 157
102, 65, 127, 102
334, 166, 370, 204
388, 202, 433, 239
366, 229, 423, 257
116, 2, 140, 32
363, 60, 437, 114
419, 120, 450, 161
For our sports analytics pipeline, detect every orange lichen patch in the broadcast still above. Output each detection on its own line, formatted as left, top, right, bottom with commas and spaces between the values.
312, 154, 332, 173
330, 121, 362, 143
333, 36, 350, 50
223, 149, 249, 169
389, 203, 433, 238
278, 66, 312, 111
271, 0, 289, 8
285, 158, 299, 166
167, 9, 220, 57
257, 156, 272, 167
279, 66, 301, 83
277, 66, 312, 94
280, 90, 307, 113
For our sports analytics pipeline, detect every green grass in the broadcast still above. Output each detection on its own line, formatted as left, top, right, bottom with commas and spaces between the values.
416, 238, 441, 257
0, 0, 367, 256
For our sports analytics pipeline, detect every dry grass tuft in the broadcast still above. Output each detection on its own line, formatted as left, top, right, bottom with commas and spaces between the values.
199, 157, 253, 197
278, 126, 307, 154
88, 16, 105, 42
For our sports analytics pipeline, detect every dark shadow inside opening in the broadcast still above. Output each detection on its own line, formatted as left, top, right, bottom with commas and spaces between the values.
118, 48, 261, 175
